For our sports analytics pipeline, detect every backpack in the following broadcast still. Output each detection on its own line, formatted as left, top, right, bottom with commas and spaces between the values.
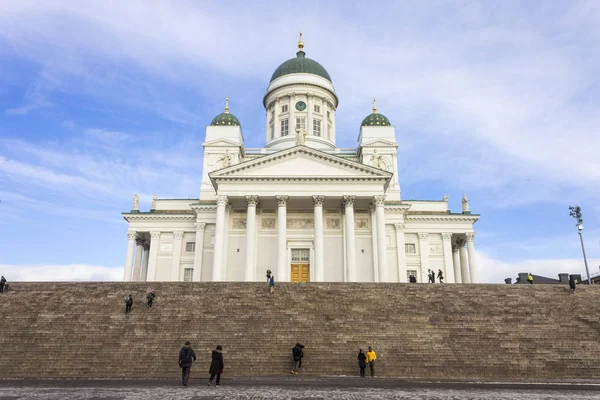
181, 348, 192, 363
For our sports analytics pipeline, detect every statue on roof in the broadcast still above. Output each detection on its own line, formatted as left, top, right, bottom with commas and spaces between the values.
295, 127, 306, 146
151, 194, 157, 210
371, 149, 382, 169
442, 194, 448, 202
462, 194, 470, 212
132, 193, 139, 211
222, 149, 232, 167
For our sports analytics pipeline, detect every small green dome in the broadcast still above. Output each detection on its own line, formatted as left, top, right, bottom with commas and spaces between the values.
211, 112, 241, 126
361, 98, 391, 126
361, 113, 391, 127
210, 97, 241, 126
270, 51, 332, 83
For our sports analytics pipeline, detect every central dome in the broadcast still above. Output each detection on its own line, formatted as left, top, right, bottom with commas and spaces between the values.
270, 34, 331, 83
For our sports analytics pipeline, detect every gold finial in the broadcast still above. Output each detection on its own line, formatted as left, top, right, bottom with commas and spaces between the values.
224, 97, 230, 114
298, 31, 304, 51
372, 97, 377, 114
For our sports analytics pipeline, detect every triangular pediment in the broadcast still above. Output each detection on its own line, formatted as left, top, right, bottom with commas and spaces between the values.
210, 145, 392, 180
361, 139, 398, 148
203, 138, 241, 148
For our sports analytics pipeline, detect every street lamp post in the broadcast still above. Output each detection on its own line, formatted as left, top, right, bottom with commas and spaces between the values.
569, 206, 592, 285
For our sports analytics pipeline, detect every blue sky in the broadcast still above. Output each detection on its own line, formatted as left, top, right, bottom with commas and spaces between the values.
0, 0, 599, 282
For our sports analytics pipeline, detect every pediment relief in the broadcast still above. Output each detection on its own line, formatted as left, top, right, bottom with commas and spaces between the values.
203, 138, 242, 148
361, 139, 398, 148
209, 146, 392, 180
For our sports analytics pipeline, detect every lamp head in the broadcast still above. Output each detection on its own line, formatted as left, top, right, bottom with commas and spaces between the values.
578, 224, 583, 231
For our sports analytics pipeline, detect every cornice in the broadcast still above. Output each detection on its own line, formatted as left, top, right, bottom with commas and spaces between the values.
404, 214, 480, 223
213, 177, 390, 184
124, 214, 195, 222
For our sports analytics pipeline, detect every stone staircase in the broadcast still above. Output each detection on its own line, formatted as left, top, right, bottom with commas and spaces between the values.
1, 282, 599, 380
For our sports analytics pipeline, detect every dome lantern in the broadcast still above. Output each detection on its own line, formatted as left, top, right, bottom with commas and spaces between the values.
361, 98, 391, 127
210, 97, 241, 126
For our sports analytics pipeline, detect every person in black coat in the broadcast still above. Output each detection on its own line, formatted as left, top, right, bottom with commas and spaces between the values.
125, 295, 133, 313
569, 275, 577, 293
208, 345, 224, 386
178, 341, 197, 386
437, 269, 444, 283
357, 349, 367, 377
291, 343, 304, 374
0, 276, 6, 293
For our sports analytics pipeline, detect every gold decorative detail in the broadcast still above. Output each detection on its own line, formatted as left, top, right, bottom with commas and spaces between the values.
372, 97, 377, 114
298, 31, 304, 51
224, 97, 230, 114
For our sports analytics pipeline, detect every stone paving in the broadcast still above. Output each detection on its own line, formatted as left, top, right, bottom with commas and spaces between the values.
1, 379, 599, 400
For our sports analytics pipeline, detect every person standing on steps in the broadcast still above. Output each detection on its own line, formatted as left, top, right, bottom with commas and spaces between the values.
428, 269, 435, 283
569, 275, 577, 293
358, 349, 367, 377
437, 269, 444, 283
0, 276, 6, 293
367, 346, 377, 377
269, 275, 275, 294
527, 273, 534, 284
146, 290, 156, 307
409, 274, 417, 283
208, 345, 224, 387
266, 269, 272, 282
291, 343, 304, 374
179, 341, 197, 386
125, 294, 133, 313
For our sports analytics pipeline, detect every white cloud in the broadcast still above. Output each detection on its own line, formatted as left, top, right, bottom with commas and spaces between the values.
477, 250, 600, 284
0, 264, 122, 282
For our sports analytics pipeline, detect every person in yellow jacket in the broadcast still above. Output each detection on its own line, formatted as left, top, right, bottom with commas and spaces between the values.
366, 346, 377, 377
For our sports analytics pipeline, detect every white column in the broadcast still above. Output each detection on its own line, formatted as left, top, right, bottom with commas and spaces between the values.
466, 232, 478, 283
132, 238, 144, 281
193, 223, 206, 282
123, 230, 136, 282
212, 195, 228, 282
245, 195, 258, 281
343, 195, 357, 282
276, 195, 288, 282
171, 231, 183, 281
394, 223, 407, 282
313, 195, 325, 282
146, 231, 160, 282
452, 245, 462, 283
141, 243, 150, 281
418, 233, 429, 282
441, 233, 455, 283
370, 204, 379, 282
374, 196, 388, 282
458, 238, 470, 283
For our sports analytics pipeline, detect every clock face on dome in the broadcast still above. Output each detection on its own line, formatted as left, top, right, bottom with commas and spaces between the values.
295, 101, 307, 111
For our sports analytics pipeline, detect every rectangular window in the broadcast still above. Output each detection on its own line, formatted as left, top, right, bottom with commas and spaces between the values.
295, 117, 306, 130
407, 270, 417, 282
270, 123, 274, 139
183, 268, 194, 282
291, 249, 310, 262
327, 124, 331, 140
281, 105, 288, 113
185, 242, 195, 252
327, 110, 331, 119
313, 119, 321, 136
281, 119, 289, 136
314, 104, 320, 113
405, 243, 416, 254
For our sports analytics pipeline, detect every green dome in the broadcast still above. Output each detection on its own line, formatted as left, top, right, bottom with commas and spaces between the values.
361, 112, 391, 127
210, 112, 241, 126
270, 51, 332, 83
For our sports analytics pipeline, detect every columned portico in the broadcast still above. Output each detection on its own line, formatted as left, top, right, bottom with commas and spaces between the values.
276, 195, 288, 282
123, 231, 136, 281
374, 195, 388, 282
245, 195, 259, 281
343, 195, 357, 282
441, 233, 455, 283
466, 232, 477, 283
212, 195, 228, 282
313, 195, 325, 282
458, 238, 470, 283
452, 244, 462, 283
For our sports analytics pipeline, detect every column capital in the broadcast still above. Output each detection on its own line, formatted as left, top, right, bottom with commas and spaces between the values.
216, 195, 228, 207
312, 195, 325, 206
465, 232, 475, 241
245, 195, 259, 206
150, 231, 161, 240
143, 243, 150, 251
343, 195, 356, 206
441, 232, 453, 241
173, 231, 184, 240
127, 230, 137, 240
455, 237, 467, 247
195, 222, 206, 232
373, 195, 386, 206
135, 237, 145, 246
276, 195, 289, 206
418, 232, 429, 240
394, 223, 405, 232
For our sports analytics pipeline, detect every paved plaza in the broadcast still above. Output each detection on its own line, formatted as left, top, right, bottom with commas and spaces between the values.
1, 378, 599, 400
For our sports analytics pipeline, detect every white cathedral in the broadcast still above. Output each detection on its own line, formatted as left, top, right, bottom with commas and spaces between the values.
123, 35, 480, 284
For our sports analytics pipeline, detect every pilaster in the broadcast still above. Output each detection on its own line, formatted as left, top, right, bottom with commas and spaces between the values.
193, 223, 206, 282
